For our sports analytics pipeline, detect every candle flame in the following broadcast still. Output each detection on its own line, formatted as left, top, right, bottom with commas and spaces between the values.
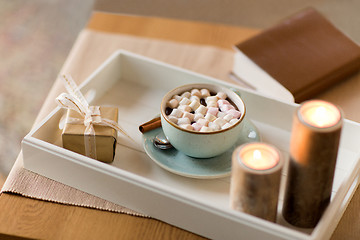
253, 150, 262, 160
316, 106, 326, 114
314, 106, 327, 127
300, 100, 341, 128
241, 146, 279, 170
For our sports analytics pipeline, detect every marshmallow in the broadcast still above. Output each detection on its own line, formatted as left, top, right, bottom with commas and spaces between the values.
182, 112, 195, 122
223, 113, 234, 122
214, 118, 227, 127
189, 100, 201, 111
217, 111, 226, 118
173, 95, 182, 102
205, 113, 216, 122
197, 118, 209, 127
206, 96, 218, 103
195, 105, 207, 115
191, 122, 202, 131
194, 113, 204, 122
218, 99, 230, 106
168, 116, 178, 124
170, 109, 183, 118
182, 112, 195, 121
178, 105, 192, 112
191, 88, 201, 97
206, 101, 217, 108
220, 104, 235, 112
200, 89, 210, 97
221, 122, 232, 130
167, 99, 178, 108
229, 118, 239, 125
200, 126, 212, 132
227, 109, 242, 119
177, 117, 191, 125
190, 95, 200, 102
166, 88, 242, 132
179, 97, 191, 105
207, 107, 219, 116
180, 124, 194, 131
181, 91, 191, 99
216, 92, 227, 100
209, 122, 221, 131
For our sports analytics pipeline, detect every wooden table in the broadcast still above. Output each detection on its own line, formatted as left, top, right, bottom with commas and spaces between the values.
0, 12, 359, 240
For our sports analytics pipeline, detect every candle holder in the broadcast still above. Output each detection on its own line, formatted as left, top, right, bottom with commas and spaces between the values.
230, 142, 284, 222
282, 100, 343, 228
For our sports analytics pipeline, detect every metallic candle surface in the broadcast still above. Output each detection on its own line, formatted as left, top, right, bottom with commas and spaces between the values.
230, 142, 284, 222
283, 100, 343, 228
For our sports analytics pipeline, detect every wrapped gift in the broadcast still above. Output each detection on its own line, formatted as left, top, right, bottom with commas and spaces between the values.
56, 74, 130, 163
62, 106, 118, 163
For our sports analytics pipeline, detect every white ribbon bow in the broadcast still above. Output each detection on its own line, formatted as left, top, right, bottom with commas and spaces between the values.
56, 74, 130, 159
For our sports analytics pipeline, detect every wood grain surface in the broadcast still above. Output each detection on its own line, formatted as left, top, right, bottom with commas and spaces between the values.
0, 12, 359, 240
0, 194, 205, 240
87, 12, 259, 49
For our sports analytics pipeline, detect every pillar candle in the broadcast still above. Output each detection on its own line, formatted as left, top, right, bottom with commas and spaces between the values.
282, 100, 343, 228
230, 142, 284, 222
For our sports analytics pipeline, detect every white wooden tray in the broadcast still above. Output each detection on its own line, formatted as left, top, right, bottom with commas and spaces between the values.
22, 50, 360, 240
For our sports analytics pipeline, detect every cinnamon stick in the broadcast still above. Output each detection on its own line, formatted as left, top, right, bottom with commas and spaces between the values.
139, 117, 161, 133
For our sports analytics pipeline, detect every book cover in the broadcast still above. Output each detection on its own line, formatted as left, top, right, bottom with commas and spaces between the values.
233, 7, 360, 103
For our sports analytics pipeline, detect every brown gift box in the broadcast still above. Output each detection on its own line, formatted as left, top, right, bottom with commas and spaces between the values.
62, 106, 118, 163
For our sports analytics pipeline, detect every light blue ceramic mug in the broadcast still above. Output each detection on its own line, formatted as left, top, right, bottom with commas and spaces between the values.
160, 83, 246, 158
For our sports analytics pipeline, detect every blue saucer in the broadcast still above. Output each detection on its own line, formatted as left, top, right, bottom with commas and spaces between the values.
142, 118, 260, 179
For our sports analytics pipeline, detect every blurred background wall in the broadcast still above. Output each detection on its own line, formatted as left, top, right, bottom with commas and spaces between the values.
0, 0, 94, 183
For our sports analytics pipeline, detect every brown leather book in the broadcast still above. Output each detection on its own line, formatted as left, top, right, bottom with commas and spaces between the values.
233, 8, 360, 103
